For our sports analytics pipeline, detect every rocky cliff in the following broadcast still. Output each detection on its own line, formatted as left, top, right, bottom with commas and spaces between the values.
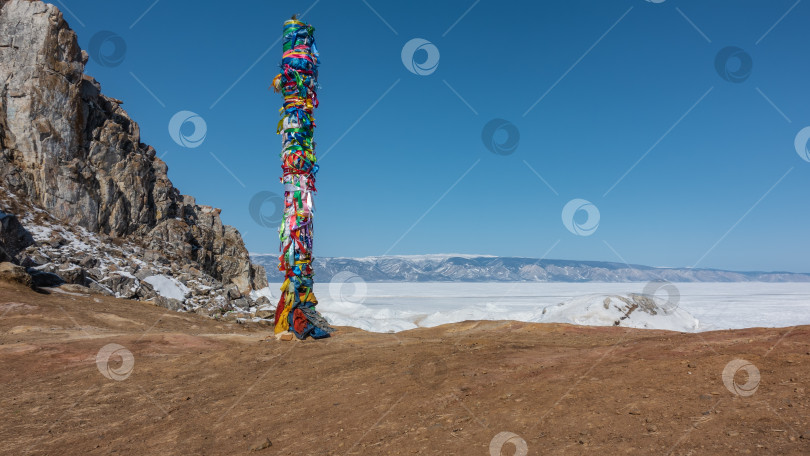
0, 0, 270, 314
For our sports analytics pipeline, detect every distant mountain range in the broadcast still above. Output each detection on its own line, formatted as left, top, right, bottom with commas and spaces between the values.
251, 254, 810, 283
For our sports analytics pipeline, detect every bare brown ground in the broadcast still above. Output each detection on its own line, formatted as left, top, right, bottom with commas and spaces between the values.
0, 281, 808, 455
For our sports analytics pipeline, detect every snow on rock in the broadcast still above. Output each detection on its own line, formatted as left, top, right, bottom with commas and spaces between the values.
144, 275, 190, 301
533, 293, 699, 332
250, 286, 275, 302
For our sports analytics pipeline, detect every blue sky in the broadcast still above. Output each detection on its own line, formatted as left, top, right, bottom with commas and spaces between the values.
53, 0, 810, 273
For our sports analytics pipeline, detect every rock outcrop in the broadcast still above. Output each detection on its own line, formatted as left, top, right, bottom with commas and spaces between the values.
0, 0, 269, 313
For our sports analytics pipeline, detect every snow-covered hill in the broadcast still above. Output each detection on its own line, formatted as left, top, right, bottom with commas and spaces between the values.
251, 253, 810, 283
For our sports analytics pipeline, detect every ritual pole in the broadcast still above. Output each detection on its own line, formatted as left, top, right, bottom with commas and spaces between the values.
271, 17, 334, 340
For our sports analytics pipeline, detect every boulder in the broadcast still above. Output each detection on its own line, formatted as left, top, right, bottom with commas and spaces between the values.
27, 268, 63, 288
155, 295, 184, 311
255, 306, 275, 319
0, 211, 34, 262
231, 297, 250, 310
55, 263, 86, 285
0, 261, 31, 286
87, 279, 114, 296
100, 272, 139, 299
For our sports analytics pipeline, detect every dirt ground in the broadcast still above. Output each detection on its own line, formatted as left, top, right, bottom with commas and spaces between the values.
0, 281, 808, 455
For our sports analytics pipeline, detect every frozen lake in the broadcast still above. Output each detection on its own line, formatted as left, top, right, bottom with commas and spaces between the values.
265, 282, 810, 333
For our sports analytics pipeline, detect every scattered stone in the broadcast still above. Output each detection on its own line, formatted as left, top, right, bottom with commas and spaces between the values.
77, 255, 98, 269
47, 232, 66, 248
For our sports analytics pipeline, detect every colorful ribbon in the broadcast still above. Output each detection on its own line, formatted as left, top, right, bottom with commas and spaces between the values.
271, 19, 334, 340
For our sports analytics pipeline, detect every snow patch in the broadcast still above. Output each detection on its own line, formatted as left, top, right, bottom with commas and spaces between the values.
533, 294, 699, 332
144, 275, 190, 301
250, 286, 275, 302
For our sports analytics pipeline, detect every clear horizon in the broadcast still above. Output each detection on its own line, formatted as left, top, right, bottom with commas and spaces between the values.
55, 0, 810, 273
248, 252, 809, 275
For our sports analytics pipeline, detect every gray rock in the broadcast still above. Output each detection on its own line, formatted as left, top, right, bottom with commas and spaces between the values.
86, 268, 104, 281
225, 285, 241, 300
20, 252, 49, 268
47, 232, 66, 248
100, 272, 139, 299
134, 269, 154, 281
27, 268, 64, 287
77, 254, 98, 269
88, 279, 114, 296
0, 0, 268, 302
55, 263, 86, 285
135, 280, 157, 300
230, 297, 250, 310
155, 295, 184, 311
0, 211, 34, 262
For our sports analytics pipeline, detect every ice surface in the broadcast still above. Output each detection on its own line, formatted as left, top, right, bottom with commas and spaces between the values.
535, 294, 699, 332
274, 282, 810, 333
